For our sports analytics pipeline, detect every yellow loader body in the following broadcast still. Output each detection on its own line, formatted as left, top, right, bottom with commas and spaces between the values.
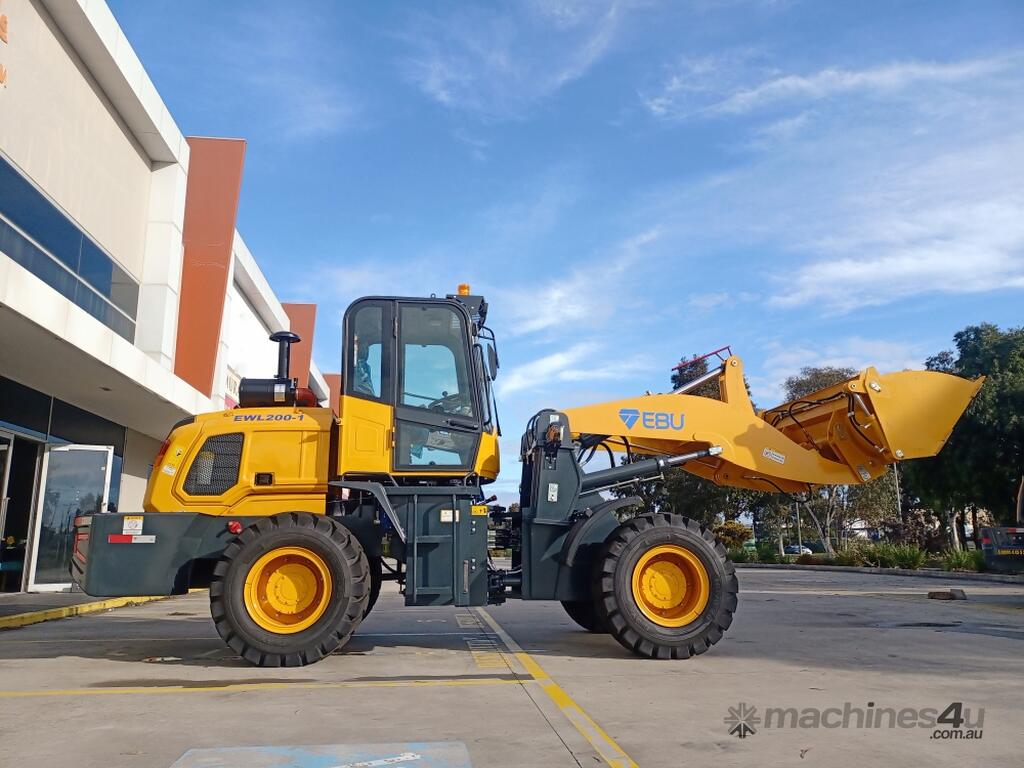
76, 287, 984, 668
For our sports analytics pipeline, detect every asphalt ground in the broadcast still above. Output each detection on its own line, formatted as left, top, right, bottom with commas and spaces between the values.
0, 568, 1021, 767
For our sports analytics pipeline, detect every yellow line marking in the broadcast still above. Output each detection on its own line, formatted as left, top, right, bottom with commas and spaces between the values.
475, 607, 639, 768
0, 596, 166, 630
0, 677, 522, 699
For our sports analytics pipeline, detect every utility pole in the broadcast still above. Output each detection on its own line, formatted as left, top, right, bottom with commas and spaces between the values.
891, 463, 902, 541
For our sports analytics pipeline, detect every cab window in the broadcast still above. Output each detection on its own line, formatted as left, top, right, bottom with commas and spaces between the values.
346, 303, 385, 400
399, 305, 475, 419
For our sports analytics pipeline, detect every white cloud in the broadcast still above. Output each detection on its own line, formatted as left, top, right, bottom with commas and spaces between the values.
494, 228, 660, 337
712, 56, 1018, 115
631, 50, 1024, 314
749, 337, 927, 406
401, 1, 626, 120
497, 341, 649, 395
643, 53, 1021, 120
749, 111, 813, 146
769, 138, 1024, 311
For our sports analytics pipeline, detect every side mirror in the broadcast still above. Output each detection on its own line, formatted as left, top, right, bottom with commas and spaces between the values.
487, 345, 499, 380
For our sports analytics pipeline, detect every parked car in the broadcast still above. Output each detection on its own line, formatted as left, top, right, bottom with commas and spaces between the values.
784, 544, 812, 555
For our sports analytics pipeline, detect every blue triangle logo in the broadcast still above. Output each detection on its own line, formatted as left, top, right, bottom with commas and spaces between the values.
619, 408, 640, 429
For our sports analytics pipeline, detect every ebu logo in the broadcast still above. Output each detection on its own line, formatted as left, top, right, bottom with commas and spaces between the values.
618, 408, 684, 431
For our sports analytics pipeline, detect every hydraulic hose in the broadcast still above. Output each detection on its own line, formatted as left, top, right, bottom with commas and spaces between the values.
579, 446, 722, 493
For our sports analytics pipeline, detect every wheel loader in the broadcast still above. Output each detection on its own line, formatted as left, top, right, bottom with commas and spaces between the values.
70, 287, 983, 666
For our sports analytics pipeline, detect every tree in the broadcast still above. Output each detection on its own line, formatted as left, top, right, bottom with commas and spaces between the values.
901, 323, 1024, 544
671, 354, 720, 398
784, 366, 856, 399
714, 520, 753, 550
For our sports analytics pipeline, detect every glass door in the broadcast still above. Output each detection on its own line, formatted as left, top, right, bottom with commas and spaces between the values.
0, 433, 14, 590
27, 445, 112, 591
0, 432, 12, 538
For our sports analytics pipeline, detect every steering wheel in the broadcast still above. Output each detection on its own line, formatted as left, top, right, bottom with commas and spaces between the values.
428, 392, 464, 412
403, 390, 463, 413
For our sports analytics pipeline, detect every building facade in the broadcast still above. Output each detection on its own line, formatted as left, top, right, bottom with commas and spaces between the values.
0, 0, 335, 592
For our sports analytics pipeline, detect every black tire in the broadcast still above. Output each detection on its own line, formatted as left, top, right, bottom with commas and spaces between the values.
210, 512, 370, 667
593, 513, 738, 659
561, 600, 606, 632
364, 556, 383, 618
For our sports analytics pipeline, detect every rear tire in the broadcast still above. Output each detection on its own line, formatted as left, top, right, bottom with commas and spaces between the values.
561, 600, 606, 632
211, 512, 370, 667
593, 513, 737, 659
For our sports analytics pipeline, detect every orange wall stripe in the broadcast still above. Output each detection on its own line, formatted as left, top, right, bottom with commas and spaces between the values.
282, 303, 317, 388
323, 373, 341, 416
174, 137, 246, 396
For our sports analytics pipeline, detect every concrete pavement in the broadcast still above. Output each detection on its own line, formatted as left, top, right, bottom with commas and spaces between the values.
0, 568, 1021, 767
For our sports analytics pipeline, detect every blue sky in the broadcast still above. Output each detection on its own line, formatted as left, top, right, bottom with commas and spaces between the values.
111, 0, 1023, 497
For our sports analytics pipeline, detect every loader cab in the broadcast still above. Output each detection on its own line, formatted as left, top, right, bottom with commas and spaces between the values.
338, 293, 500, 483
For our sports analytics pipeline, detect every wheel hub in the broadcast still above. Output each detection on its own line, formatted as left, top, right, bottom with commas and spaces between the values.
244, 547, 332, 634
631, 544, 710, 628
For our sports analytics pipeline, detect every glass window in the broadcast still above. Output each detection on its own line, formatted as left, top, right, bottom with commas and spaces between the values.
0, 158, 82, 272
0, 156, 139, 341
399, 305, 475, 418
0, 376, 51, 439
50, 399, 126, 455
78, 239, 113, 296
395, 422, 478, 468
348, 305, 384, 399
474, 346, 492, 428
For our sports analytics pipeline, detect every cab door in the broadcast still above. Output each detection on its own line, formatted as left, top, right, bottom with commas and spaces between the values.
393, 302, 481, 474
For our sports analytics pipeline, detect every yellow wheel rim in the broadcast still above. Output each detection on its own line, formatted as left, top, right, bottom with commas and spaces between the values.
243, 546, 332, 634
631, 544, 710, 628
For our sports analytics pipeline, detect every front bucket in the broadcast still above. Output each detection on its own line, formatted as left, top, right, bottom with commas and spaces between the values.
866, 369, 983, 459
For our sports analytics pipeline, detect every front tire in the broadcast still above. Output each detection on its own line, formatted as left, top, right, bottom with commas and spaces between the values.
594, 514, 737, 659
211, 512, 370, 666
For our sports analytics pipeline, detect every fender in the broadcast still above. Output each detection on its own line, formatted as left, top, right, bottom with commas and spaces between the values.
560, 495, 643, 567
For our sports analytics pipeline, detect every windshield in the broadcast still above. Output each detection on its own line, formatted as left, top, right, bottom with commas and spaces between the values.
399, 304, 476, 418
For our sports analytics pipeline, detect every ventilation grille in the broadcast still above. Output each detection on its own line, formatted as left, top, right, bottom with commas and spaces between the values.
183, 434, 243, 496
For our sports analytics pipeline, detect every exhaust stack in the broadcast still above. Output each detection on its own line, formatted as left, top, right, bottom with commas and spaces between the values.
237, 331, 317, 408
561, 355, 983, 493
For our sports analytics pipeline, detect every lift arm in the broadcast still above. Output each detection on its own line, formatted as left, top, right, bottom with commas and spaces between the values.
562, 355, 983, 494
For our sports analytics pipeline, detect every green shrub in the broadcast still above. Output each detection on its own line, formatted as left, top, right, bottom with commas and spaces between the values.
834, 546, 865, 566
971, 549, 987, 573
728, 547, 753, 563
892, 544, 926, 570
862, 542, 898, 569
795, 553, 822, 565
941, 548, 976, 571
755, 541, 782, 564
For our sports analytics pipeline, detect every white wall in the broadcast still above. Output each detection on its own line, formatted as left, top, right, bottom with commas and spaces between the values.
0, 0, 152, 280
217, 279, 278, 405
119, 428, 161, 512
